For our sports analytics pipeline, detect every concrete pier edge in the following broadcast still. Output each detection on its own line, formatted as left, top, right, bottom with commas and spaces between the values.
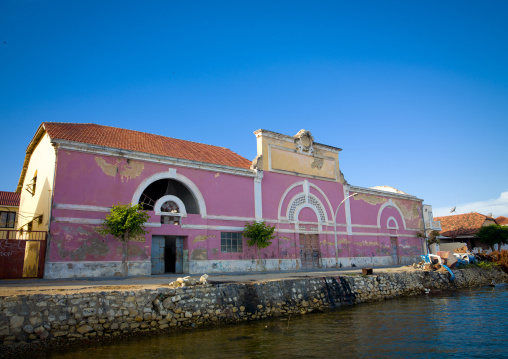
1, 267, 507, 355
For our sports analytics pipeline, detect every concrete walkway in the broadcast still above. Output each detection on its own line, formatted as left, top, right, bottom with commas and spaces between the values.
0, 265, 409, 296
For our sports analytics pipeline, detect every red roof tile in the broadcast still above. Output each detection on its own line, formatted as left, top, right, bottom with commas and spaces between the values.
496, 216, 508, 226
434, 212, 493, 237
0, 191, 20, 207
42, 123, 252, 169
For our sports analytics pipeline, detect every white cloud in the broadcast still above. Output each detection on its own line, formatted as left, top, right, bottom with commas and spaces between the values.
433, 191, 508, 218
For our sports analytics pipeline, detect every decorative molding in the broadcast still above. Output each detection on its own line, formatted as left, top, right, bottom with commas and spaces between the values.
53, 203, 111, 212
52, 217, 102, 224
52, 216, 161, 227
253, 129, 342, 153
286, 193, 328, 223
349, 185, 423, 201
277, 180, 334, 221
293, 129, 315, 155
181, 224, 245, 231
153, 195, 187, 217
344, 185, 353, 234
254, 170, 263, 219
377, 199, 407, 230
267, 143, 338, 182
131, 169, 207, 218
351, 224, 379, 228
387, 216, 399, 229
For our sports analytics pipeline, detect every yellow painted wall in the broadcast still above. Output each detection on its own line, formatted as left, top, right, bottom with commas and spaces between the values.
18, 133, 56, 232
255, 130, 341, 181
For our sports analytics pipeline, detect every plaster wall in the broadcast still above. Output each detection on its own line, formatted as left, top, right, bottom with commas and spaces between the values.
40, 141, 424, 278
18, 134, 56, 232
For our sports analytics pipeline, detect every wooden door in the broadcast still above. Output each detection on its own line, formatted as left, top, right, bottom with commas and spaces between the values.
175, 236, 184, 274
390, 237, 399, 265
299, 234, 320, 269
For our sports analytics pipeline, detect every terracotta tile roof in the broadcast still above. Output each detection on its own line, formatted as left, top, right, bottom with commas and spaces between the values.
42, 123, 252, 169
0, 191, 20, 207
496, 216, 508, 226
434, 212, 493, 237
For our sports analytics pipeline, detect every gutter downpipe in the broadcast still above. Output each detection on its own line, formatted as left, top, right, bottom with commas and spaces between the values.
334, 193, 358, 268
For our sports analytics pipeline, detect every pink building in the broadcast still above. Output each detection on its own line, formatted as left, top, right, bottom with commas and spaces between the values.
17, 123, 424, 278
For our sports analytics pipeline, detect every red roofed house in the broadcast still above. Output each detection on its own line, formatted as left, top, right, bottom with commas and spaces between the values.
14, 123, 426, 279
434, 212, 497, 252
496, 216, 508, 226
0, 191, 20, 230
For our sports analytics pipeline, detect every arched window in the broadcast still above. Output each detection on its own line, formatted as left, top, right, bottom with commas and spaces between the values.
154, 195, 186, 226
161, 201, 179, 214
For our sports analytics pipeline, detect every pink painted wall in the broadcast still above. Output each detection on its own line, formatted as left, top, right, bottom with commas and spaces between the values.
48, 149, 423, 267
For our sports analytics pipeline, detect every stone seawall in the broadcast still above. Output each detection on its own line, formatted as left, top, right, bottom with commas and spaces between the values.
1, 268, 507, 352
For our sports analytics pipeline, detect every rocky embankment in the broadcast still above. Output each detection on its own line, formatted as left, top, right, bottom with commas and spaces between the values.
1, 267, 507, 355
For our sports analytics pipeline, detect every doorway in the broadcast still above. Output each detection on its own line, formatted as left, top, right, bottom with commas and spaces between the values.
151, 235, 184, 274
299, 233, 321, 269
390, 237, 399, 265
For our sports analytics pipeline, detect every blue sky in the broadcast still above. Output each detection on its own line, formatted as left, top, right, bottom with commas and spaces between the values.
1, 1, 507, 217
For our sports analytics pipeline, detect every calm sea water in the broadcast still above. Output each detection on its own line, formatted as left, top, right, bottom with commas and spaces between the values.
48, 284, 507, 359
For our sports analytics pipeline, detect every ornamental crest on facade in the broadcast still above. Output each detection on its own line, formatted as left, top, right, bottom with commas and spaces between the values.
294, 129, 314, 155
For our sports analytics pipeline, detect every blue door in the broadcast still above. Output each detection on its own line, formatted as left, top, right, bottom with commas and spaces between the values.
151, 235, 165, 274
175, 236, 184, 274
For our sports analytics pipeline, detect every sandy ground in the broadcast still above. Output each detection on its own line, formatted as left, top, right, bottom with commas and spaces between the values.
0, 265, 417, 296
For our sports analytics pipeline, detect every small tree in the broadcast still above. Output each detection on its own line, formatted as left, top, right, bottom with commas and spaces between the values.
98, 203, 149, 276
243, 221, 275, 269
475, 224, 508, 251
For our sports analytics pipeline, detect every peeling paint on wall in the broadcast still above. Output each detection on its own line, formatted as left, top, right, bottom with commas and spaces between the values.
215, 173, 220, 178
353, 193, 387, 205
95, 157, 120, 177
118, 245, 149, 260
128, 234, 146, 243
211, 248, 218, 255
193, 235, 216, 243
191, 249, 208, 260
310, 157, 324, 169
355, 240, 379, 247
393, 199, 422, 228
393, 199, 419, 219
119, 160, 144, 182
279, 236, 292, 242
54, 226, 111, 261
95, 157, 144, 182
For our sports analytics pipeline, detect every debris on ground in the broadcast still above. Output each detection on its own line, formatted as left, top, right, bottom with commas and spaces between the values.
169, 274, 210, 288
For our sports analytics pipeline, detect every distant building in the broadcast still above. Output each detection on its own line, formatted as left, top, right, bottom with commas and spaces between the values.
15, 123, 426, 279
0, 191, 20, 232
496, 216, 508, 226
434, 212, 497, 252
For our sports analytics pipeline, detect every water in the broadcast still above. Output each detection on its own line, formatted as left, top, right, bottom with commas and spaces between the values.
47, 285, 508, 359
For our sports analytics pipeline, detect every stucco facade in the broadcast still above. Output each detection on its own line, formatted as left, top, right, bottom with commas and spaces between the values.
17, 124, 424, 279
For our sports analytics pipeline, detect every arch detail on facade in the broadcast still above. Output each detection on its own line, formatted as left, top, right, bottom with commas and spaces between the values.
131, 169, 207, 218
377, 199, 406, 229
386, 216, 399, 229
286, 193, 328, 223
278, 180, 333, 221
153, 195, 187, 217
